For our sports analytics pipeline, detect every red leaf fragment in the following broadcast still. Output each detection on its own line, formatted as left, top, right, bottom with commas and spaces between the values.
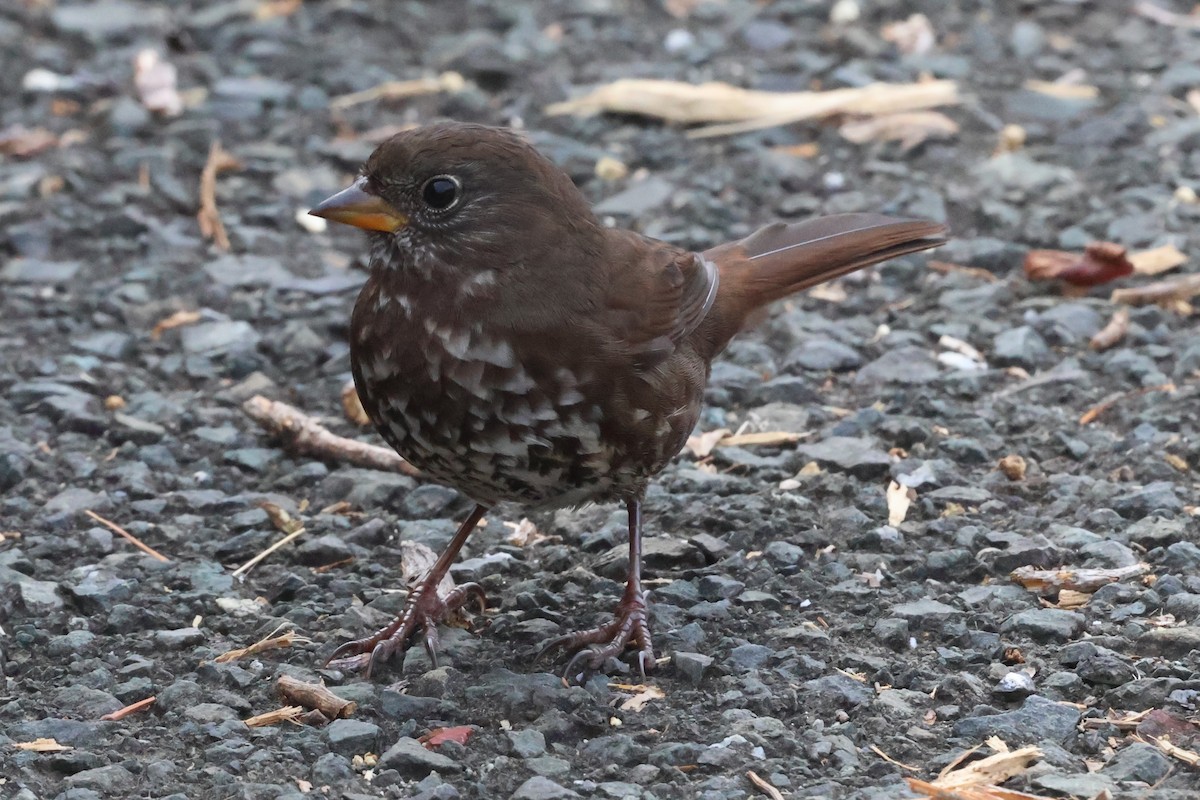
1024, 242, 1134, 287
419, 725, 474, 749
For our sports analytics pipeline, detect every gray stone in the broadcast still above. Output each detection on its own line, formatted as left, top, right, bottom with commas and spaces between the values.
674, 651, 714, 685
325, 718, 382, 756
953, 696, 1081, 743
993, 326, 1050, 368
1101, 742, 1173, 783
510, 776, 580, 800
1002, 609, 1085, 642
784, 337, 861, 372
378, 736, 461, 776
180, 321, 260, 355
594, 177, 674, 217
506, 728, 546, 758
1138, 627, 1200, 659
795, 436, 891, 478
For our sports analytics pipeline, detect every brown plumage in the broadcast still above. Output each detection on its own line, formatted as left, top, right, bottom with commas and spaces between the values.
310, 121, 947, 677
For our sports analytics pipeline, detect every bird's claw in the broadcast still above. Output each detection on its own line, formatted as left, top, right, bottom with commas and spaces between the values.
538, 594, 655, 683
325, 580, 487, 677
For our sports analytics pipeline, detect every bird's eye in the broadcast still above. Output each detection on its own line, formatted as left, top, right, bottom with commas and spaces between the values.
421, 175, 462, 211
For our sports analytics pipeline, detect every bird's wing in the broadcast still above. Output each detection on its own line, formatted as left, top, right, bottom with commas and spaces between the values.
599, 231, 719, 370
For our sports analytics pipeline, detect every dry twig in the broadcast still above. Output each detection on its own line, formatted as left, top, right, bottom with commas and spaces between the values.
1111, 273, 1200, 309
341, 380, 370, 426
869, 743, 920, 772
242, 395, 418, 475
150, 309, 203, 340
746, 770, 786, 800
213, 622, 311, 663
277, 675, 357, 719
1011, 563, 1149, 596
197, 141, 242, 251
330, 72, 465, 109
928, 260, 998, 282
546, 78, 958, 139
1079, 383, 1175, 425
1089, 308, 1130, 351
83, 509, 169, 562
100, 696, 156, 721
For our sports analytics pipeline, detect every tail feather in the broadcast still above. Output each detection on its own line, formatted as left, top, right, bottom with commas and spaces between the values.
700, 213, 948, 355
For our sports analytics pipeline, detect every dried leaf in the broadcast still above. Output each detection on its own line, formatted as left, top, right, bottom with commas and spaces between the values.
997, 454, 1027, 481
1129, 244, 1187, 276
618, 684, 665, 712
886, 480, 914, 526
420, 726, 474, 749
686, 428, 731, 459
260, 501, 304, 535
808, 281, 848, 302
839, 110, 958, 151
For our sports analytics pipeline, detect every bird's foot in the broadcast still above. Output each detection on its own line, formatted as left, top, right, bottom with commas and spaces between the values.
539, 592, 655, 681
325, 579, 487, 677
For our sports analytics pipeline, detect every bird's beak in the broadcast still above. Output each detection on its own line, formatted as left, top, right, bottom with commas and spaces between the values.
309, 177, 408, 233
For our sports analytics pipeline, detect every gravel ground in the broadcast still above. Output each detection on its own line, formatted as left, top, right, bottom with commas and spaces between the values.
3, 1, 1200, 799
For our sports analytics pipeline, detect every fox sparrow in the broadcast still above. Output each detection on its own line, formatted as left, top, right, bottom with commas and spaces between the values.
311, 121, 947, 678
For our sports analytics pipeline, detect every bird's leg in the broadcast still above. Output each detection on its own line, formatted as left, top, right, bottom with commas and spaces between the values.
539, 496, 655, 679
326, 504, 489, 677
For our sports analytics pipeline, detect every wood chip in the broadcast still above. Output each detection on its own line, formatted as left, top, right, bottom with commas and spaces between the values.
1089, 308, 1129, 351
13, 738, 72, 752
932, 744, 1043, 790
546, 78, 958, 139
133, 49, 182, 116
1129, 244, 1187, 276
242, 395, 418, 475
245, 706, 304, 728
881, 13, 936, 55
1023, 79, 1099, 100
685, 428, 731, 458
197, 140, 242, 251
1011, 563, 1149, 595
887, 480, 915, 526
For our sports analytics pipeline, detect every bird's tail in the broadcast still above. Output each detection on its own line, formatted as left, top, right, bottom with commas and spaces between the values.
700, 213, 948, 354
